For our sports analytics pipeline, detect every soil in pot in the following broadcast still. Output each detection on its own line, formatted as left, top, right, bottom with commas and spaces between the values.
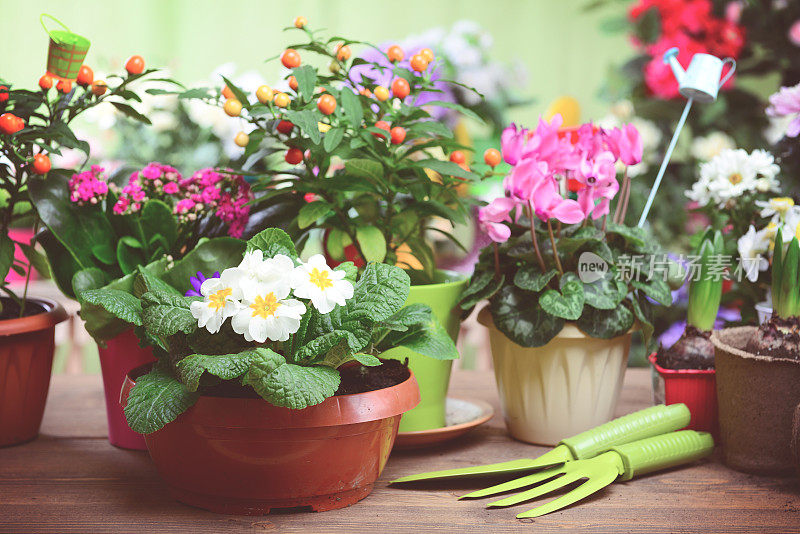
656, 326, 714, 370
744, 316, 800, 360
0, 298, 47, 320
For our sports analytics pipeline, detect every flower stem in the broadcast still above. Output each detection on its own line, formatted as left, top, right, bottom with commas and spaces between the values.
619, 167, 631, 224
547, 220, 563, 274
527, 203, 547, 273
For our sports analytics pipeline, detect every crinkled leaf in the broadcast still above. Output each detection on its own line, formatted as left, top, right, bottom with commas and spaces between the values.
133, 270, 182, 299
124, 366, 199, 434
295, 331, 349, 361
141, 291, 197, 337
177, 348, 278, 391
243, 363, 340, 409
381, 303, 432, 332
381, 319, 458, 360
79, 288, 143, 326
336, 261, 357, 283
245, 228, 297, 258
345, 262, 410, 322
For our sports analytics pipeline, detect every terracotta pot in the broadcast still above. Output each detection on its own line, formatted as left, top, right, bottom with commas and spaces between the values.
648, 353, 718, 437
97, 329, 155, 450
712, 327, 800, 475
0, 298, 67, 447
480, 308, 631, 446
792, 404, 800, 478
121, 365, 420, 514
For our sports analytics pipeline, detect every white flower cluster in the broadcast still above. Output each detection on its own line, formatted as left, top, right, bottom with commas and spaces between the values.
686, 148, 781, 208
737, 198, 800, 282
190, 253, 354, 343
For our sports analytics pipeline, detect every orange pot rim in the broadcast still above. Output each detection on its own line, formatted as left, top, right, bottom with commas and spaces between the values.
0, 297, 68, 337
123, 362, 421, 430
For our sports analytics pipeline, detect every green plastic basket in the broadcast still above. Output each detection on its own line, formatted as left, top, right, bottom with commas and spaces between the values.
42, 14, 90, 81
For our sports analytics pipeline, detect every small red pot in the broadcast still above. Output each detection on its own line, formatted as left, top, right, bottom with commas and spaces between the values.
121, 365, 420, 514
0, 298, 67, 447
98, 329, 155, 450
649, 352, 718, 437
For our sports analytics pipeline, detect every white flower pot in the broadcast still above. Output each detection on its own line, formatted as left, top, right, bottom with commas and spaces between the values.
480, 308, 632, 445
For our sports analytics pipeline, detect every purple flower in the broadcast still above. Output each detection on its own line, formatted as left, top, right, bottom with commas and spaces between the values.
185, 270, 220, 297
766, 83, 800, 137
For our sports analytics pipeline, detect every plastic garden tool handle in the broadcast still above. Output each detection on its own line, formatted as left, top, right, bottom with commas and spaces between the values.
611, 430, 714, 481
561, 403, 690, 460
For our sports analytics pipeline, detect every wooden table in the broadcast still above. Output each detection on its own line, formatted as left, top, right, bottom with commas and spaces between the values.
1, 370, 799, 533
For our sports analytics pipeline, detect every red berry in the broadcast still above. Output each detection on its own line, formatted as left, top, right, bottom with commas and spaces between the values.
372, 120, 390, 139
391, 78, 410, 99
390, 126, 406, 145
32, 154, 51, 175
277, 120, 294, 135
0, 86, 8, 103
483, 148, 502, 168
285, 147, 303, 165
449, 151, 466, 164
125, 55, 145, 75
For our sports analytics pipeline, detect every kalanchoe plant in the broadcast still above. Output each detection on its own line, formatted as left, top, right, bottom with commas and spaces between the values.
657, 230, 724, 370
82, 228, 457, 434
189, 19, 497, 282
746, 228, 800, 360
461, 117, 669, 348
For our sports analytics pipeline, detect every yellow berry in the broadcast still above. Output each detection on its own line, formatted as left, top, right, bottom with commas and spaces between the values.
274, 92, 290, 108
223, 98, 242, 117
235, 131, 249, 147
294, 16, 307, 28
374, 86, 390, 101
256, 85, 274, 104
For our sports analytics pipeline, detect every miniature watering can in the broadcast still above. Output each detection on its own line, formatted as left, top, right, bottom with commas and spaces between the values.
41, 14, 91, 82
663, 47, 735, 104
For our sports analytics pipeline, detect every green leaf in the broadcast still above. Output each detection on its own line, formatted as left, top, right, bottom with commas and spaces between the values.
421, 100, 483, 122
141, 291, 197, 337
514, 268, 557, 292
583, 275, 625, 310
631, 296, 654, 344
72, 267, 108, 295
355, 226, 387, 262
577, 304, 635, 339
414, 159, 478, 181
292, 65, 317, 101
459, 271, 504, 310
283, 109, 322, 144
307, 306, 372, 353
243, 362, 340, 409
297, 201, 333, 229
133, 270, 181, 299
336, 261, 357, 283
111, 102, 152, 125
406, 120, 453, 139
352, 353, 381, 366
0, 234, 15, 280
340, 87, 363, 125
382, 319, 458, 360
347, 262, 410, 322
245, 228, 297, 258
295, 332, 349, 361
141, 200, 178, 249
323, 126, 345, 152
632, 278, 673, 307
539, 273, 585, 321
124, 366, 199, 434
490, 284, 564, 348
80, 288, 143, 326
219, 75, 249, 105
345, 159, 384, 184
381, 303, 433, 332
161, 238, 244, 291
18, 242, 51, 279
177, 348, 277, 391
117, 238, 146, 275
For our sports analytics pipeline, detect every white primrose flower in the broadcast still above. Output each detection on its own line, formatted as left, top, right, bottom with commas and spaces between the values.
231, 289, 306, 343
190, 271, 244, 334
235, 250, 295, 301
756, 197, 795, 219
737, 225, 770, 283
290, 254, 354, 314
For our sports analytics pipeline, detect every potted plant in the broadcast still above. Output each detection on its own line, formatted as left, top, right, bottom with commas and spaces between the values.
189, 18, 498, 432
650, 230, 724, 435
461, 117, 667, 445
0, 52, 163, 445
86, 227, 454, 513
711, 227, 800, 474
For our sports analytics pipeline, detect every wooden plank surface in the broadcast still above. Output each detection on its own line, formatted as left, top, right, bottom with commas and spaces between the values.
1, 370, 799, 533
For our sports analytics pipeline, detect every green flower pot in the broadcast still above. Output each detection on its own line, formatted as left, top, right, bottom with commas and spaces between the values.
382, 270, 468, 432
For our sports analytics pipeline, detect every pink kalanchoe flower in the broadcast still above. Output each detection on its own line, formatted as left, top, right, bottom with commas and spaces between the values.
478, 197, 516, 243
141, 163, 162, 180
163, 182, 179, 194
767, 83, 800, 137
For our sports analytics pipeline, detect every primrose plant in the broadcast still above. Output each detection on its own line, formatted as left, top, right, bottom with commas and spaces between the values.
82, 228, 457, 434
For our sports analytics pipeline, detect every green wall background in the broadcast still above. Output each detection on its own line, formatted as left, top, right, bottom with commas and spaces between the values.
0, 0, 631, 127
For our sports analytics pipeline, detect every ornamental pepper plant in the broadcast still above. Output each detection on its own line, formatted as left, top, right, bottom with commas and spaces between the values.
80, 228, 457, 433
461, 116, 670, 348
0, 59, 174, 317
190, 18, 500, 283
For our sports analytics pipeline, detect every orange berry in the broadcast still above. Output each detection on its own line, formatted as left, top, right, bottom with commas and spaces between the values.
373, 120, 390, 139
38, 75, 53, 90
359, 87, 372, 97
92, 80, 107, 96
0, 86, 7, 103
256, 85, 274, 104
32, 154, 51, 175
281, 49, 301, 69
484, 148, 502, 168
387, 45, 404, 63
288, 76, 299, 91
77, 65, 93, 87
419, 48, 435, 63
285, 147, 303, 165
0, 113, 21, 135
57, 79, 72, 93
274, 92, 290, 108
373, 85, 389, 101
391, 78, 410, 100
410, 54, 429, 73
336, 44, 351, 61
223, 98, 242, 117
125, 55, 145, 75
277, 120, 294, 135
222, 85, 234, 99
317, 94, 336, 115
390, 126, 406, 145
449, 151, 466, 165
294, 16, 307, 28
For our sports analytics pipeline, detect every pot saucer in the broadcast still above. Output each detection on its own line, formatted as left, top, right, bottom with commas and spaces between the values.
393, 397, 494, 450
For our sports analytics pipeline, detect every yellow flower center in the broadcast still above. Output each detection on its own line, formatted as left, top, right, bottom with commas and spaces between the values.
728, 173, 743, 184
208, 288, 232, 312
309, 267, 333, 290
250, 292, 281, 319
772, 197, 794, 213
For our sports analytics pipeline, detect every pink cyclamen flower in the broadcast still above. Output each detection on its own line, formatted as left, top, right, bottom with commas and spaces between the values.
501, 123, 528, 166
767, 83, 800, 137
478, 197, 516, 243
604, 125, 642, 166
790, 20, 800, 47
530, 177, 585, 225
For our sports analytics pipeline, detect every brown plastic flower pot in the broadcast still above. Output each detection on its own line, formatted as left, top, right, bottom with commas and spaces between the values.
793, 404, 800, 478
711, 327, 800, 475
0, 298, 67, 447
121, 365, 420, 514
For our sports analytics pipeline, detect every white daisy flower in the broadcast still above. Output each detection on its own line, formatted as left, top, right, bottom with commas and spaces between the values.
737, 225, 770, 283
686, 148, 782, 208
690, 131, 735, 162
189, 272, 243, 334
231, 291, 306, 343
290, 254, 354, 314
757, 197, 795, 219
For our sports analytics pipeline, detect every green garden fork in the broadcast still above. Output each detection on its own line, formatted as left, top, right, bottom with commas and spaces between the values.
464, 430, 714, 518
391, 403, 691, 484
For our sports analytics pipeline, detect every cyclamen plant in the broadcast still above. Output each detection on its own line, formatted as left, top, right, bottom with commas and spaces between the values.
462, 116, 669, 347
81, 228, 457, 434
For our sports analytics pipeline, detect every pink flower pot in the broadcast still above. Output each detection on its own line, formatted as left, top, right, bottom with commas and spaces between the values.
649, 353, 718, 438
98, 329, 156, 449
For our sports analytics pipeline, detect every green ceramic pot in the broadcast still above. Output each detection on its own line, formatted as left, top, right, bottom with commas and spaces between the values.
381, 270, 468, 432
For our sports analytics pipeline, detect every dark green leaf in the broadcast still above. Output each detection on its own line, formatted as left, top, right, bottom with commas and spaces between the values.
323, 126, 345, 152
124, 366, 199, 434
245, 228, 297, 258
539, 273, 585, 320
80, 288, 143, 326
177, 348, 276, 391
141, 291, 196, 337
577, 304, 635, 339
111, 102, 152, 125
514, 268, 557, 292
298, 201, 333, 229
347, 262, 410, 322
243, 362, 340, 409
490, 284, 564, 348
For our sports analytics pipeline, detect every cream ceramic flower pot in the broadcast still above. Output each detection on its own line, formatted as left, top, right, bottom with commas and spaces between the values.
480, 308, 632, 446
